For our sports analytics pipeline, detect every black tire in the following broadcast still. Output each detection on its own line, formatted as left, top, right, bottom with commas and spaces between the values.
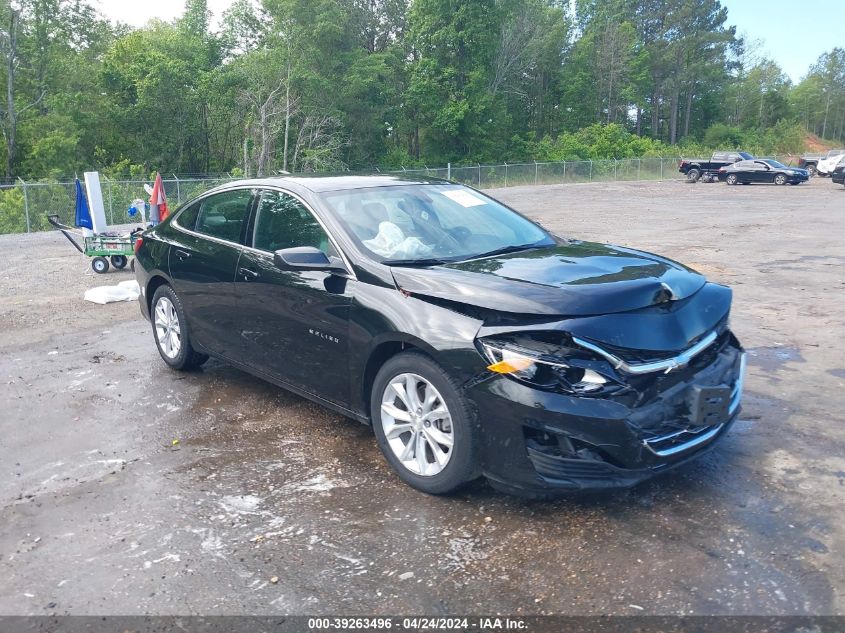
130, 258, 135, 272
91, 257, 109, 274
370, 351, 479, 495
150, 285, 208, 371
686, 168, 701, 183
726, 174, 738, 185
110, 255, 128, 269
774, 173, 788, 185
807, 164, 817, 177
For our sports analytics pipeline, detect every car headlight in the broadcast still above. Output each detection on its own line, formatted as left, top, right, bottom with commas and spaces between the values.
478, 340, 610, 393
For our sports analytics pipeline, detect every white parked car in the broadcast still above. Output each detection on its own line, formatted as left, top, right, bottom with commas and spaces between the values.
816, 149, 845, 176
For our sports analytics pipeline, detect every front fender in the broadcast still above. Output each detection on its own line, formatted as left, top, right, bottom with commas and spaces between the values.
348, 283, 485, 413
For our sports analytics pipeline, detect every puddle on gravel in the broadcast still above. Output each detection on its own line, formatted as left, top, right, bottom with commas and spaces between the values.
746, 345, 804, 376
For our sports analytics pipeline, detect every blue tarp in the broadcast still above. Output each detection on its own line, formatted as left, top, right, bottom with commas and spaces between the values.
74, 178, 93, 229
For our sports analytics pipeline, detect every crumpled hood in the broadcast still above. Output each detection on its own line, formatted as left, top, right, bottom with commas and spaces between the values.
390, 242, 707, 317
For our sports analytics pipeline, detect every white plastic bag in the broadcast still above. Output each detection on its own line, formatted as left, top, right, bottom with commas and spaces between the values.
84, 279, 141, 304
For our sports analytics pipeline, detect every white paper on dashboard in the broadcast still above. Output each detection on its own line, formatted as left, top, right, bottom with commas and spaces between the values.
440, 189, 486, 208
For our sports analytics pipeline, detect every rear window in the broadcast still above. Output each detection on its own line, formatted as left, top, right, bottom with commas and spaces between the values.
194, 189, 253, 243
175, 201, 200, 230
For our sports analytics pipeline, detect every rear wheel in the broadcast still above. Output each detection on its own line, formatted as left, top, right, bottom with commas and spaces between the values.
807, 164, 817, 177
371, 352, 479, 495
110, 255, 128, 269
774, 173, 788, 185
91, 257, 109, 274
151, 285, 208, 371
726, 174, 738, 185
686, 168, 701, 183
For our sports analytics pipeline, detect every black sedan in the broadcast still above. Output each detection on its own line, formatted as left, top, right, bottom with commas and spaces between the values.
719, 159, 809, 185
831, 156, 845, 186
134, 175, 745, 496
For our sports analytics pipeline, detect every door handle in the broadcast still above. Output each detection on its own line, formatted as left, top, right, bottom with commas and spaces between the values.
174, 249, 191, 260
239, 267, 259, 280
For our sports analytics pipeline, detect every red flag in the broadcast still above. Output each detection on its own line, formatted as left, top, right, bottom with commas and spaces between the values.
150, 172, 170, 221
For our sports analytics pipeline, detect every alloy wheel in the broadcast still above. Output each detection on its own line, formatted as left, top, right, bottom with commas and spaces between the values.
154, 296, 182, 359
380, 373, 453, 476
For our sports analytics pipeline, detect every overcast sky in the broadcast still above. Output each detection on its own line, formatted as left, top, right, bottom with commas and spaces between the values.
94, 0, 841, 84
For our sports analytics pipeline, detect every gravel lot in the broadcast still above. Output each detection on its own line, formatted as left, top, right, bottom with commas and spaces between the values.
1, 177, 843, 616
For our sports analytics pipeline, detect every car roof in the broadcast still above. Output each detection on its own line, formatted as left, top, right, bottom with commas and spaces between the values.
205, 173, 452, 196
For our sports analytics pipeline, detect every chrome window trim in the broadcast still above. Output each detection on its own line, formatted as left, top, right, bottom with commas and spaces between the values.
170, 184, 357, 281
572, 331, 718, 375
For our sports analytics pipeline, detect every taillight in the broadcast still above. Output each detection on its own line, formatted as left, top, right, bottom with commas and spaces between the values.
134, 237, 143, 254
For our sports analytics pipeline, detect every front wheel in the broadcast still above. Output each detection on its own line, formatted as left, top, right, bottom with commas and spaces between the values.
111, 255, 128, 269
726, 174, 738, 185
150, 285, 208, 371
774, 173, 788, 185
91, 257, 109, 273
371, 352, 479, 495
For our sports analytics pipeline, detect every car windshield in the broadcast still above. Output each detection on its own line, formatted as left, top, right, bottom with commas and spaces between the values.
763, 159, 786, 168
319, 184, 554, 264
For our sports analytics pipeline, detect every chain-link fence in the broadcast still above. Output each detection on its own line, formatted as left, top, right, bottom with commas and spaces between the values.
0, 155, 799, 234
0, 175, 236, 235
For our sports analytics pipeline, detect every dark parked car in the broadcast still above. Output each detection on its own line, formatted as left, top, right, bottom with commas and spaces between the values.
719, 159, 809, 185
830, 156, 845, 186
678, 151, 752, 182
135, 176, 745, 496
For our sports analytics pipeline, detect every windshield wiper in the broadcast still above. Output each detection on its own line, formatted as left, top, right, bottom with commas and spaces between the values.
470, 242, 548, 260
384, 257, 452, 267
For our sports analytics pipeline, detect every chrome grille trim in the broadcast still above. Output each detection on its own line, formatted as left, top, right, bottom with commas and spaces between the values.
572, 331, 719, 375
643, 424, 724, 457
729, 352, 746, 415
643, 352, 745, 458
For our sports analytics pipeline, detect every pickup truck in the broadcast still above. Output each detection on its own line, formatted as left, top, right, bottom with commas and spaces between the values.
678, 151, 753, 182
816, 149, 845, 176
798, 149, 845, 176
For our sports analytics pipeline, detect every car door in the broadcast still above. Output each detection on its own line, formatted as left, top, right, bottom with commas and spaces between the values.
752, 161, 775, 183
168, 188, 256, 358
729, 161, 750, 183
234, 188, 355, 406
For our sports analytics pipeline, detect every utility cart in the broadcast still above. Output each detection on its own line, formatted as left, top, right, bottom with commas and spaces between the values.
47, 214, 140, 274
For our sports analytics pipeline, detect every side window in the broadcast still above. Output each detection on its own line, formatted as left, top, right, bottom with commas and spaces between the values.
253, 190, 334, 255
175, 200, 201, 230
194, 189, 253, 243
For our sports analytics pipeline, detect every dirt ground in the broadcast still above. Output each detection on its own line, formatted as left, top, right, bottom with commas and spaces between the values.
1, 177, 843, 616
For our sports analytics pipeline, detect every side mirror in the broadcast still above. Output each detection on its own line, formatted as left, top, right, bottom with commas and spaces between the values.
273, 246, 345, 273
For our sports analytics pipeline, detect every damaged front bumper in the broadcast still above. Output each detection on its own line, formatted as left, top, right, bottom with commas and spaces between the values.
465, 330, 745, 494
